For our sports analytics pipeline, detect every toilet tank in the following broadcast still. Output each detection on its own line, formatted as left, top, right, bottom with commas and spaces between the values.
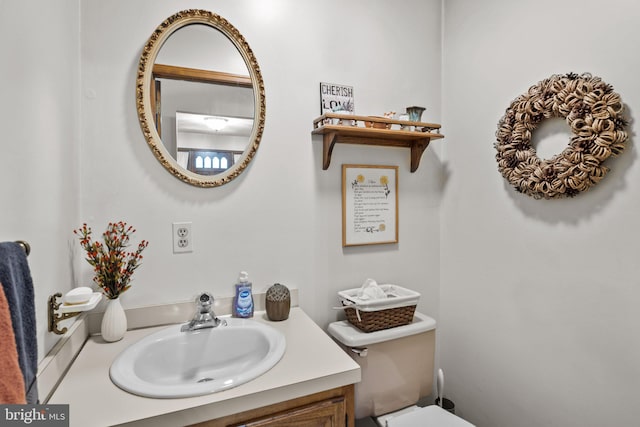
328, 312, 436, 419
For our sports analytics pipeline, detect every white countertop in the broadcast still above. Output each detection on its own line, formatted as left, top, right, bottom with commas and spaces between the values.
49, 308, 361, 427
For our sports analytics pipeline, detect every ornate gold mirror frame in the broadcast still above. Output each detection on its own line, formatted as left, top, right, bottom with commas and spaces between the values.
136, 9, 265, 187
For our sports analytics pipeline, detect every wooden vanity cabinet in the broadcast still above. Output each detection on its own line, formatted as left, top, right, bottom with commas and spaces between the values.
189, 385, 355, 427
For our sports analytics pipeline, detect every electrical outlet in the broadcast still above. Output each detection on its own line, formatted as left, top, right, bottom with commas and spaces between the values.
172, 222, 193, 253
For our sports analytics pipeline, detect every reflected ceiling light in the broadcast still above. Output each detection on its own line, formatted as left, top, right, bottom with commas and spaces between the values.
204, 117, 228, 131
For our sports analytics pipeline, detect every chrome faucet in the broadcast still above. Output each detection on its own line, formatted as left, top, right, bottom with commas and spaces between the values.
181, 292, 226, 332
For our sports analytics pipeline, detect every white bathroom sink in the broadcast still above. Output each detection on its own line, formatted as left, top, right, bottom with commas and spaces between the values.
109, 318, 286, 398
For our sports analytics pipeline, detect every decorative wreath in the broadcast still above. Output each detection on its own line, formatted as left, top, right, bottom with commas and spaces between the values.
495, 73, 628, 199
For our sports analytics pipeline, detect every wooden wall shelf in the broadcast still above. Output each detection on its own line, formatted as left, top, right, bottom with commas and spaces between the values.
312, 113, 444, 172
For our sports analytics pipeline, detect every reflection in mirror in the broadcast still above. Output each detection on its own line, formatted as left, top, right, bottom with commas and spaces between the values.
175, 111, 253, 175
137, 10, 265, 187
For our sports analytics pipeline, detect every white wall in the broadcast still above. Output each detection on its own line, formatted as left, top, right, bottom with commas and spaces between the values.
0, 0, 440, 364
6, 2, 638, 425
0, 0, 80, 359
0, 0, 441, 369
77, 0, 442, 342
441, 0, 640, 426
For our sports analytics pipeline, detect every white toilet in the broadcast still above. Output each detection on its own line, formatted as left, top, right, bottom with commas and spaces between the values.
328, 312, 474, 426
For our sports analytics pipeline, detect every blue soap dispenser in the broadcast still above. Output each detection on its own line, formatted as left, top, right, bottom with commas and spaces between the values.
233, 271, 254, 318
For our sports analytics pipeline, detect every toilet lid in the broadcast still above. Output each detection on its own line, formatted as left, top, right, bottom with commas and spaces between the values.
386, 405, 475, 427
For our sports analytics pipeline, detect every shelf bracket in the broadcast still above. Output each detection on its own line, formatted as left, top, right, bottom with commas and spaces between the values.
322, 132, 339, 170
410, 138, 432, 173
48, 293, 82, 335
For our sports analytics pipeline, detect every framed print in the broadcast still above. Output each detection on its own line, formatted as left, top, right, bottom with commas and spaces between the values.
320, 82, 354, 114
342, 164, 398, 247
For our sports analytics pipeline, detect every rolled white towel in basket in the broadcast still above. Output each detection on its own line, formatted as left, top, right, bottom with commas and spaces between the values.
336, 279, 389, 322
357, 278, 387, 301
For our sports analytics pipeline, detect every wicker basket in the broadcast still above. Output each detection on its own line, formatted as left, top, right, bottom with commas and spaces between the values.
344, 304, 417, 332
338, 284, 420, 333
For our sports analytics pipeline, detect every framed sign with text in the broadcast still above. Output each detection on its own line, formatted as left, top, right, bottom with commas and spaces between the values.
320, 82, 354, 114
342, 164, 398, 247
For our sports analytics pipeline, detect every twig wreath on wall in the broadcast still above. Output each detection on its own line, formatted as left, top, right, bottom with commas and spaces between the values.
495, 72, 628, 199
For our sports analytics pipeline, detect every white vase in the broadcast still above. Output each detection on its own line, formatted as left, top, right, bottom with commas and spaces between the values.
101, 297, 127, 342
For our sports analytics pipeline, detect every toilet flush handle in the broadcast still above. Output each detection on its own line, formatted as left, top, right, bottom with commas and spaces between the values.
350, 347, 368, 357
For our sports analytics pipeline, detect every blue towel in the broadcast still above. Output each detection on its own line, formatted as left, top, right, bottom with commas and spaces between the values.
0, 242, 38, 404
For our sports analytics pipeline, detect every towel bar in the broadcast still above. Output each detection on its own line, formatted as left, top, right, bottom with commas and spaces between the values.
15, 240, 30, 256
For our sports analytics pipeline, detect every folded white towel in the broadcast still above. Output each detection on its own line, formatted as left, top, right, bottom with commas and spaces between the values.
357, 278, 387, 301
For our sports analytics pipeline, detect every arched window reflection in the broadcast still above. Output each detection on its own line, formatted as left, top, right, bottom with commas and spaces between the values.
184, 149, 242, 175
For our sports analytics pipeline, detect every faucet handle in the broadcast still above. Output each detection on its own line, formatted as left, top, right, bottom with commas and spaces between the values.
196, 292, 214, 309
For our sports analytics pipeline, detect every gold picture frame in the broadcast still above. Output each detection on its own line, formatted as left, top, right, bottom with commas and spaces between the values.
342, 164, 398, 247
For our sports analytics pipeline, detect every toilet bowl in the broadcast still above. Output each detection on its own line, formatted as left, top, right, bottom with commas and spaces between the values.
328, 312, 475, 426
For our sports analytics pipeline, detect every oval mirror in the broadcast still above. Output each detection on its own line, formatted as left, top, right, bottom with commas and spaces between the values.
137, 9, 265, 187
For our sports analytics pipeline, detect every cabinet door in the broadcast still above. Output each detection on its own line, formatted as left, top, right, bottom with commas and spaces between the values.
188, 385, 354, 427
238, 396, 346, 427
